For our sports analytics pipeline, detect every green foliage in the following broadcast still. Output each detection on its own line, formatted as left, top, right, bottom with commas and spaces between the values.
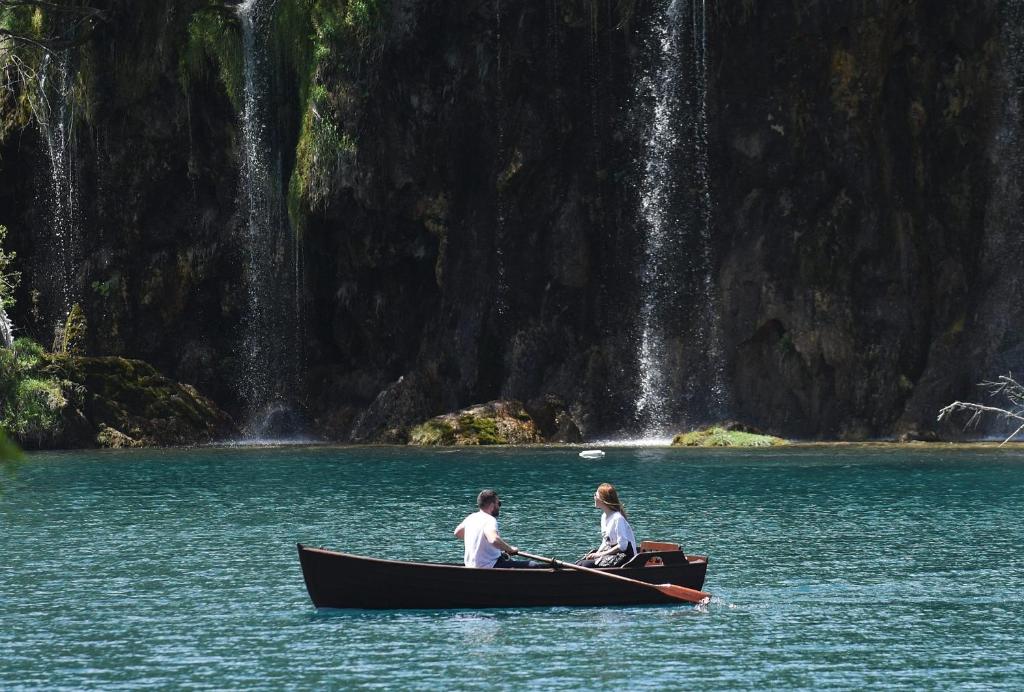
91, 275, 117, 298
54, 303, 86, 355
0, 224, 20, 310
281, 1, 346, 223
290, 91, 355, 217
178, 7, 245, 109
0, 5, 43, 47
343, 0, 384, 46
0, 338, 65, 447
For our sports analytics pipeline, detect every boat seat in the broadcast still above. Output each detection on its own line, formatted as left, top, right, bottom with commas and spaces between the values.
622, 550, 688, 568
639, 540, 681, 553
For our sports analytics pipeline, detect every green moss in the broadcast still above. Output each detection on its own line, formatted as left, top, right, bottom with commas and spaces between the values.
672, 427, 787, 448
290, 97, 355, 216
96, 424, 143, 449
178, 8, 245, 110
458, 414, 503, 445
279, 0, 388, 228
54, 303, 86, 355
409, 419, 456, 446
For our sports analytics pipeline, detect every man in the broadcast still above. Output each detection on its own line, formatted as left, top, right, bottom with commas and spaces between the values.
454, 489, 538, 568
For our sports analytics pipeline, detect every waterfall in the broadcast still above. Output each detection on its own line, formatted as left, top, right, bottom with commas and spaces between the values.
633, 0, 727, 438
0, 308, 12, 348
236, 0, 303, 437
34, 50, 80, 344
494, 0, 508, 318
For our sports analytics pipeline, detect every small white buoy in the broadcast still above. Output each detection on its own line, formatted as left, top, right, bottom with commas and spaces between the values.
579, 449, 605, 459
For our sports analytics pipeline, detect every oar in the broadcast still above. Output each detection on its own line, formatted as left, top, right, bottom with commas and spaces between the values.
516, 550, 711, 604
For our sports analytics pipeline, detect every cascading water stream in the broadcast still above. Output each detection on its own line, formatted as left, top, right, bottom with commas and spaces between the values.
689, 0, 729, 421
35, 50, 80, 344
633, 0, 727, 439
236, 0, 303, 439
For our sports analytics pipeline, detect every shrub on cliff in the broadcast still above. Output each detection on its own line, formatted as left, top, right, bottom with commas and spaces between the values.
0, 338, 66, 447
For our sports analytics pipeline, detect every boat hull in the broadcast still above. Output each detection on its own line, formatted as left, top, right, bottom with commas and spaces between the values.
297, 544, 708, 609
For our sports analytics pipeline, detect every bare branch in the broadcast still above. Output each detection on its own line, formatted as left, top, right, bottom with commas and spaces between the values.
938, 373, 1024, 445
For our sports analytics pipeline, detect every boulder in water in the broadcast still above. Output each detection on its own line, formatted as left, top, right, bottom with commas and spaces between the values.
672, 423, 787, 448
409, 400, 541, 446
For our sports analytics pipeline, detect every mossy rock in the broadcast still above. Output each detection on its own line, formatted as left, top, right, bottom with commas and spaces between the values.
408, 419, 456, 446
96, 424, 144, 449
4, 352, 239, 448
408, 400, 540, 446
672, 425, 788, 448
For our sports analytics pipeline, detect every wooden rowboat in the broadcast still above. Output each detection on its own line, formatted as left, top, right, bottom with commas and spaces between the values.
297, 541, 708, 609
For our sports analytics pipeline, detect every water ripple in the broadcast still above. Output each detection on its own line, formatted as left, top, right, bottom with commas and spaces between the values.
1, 446, 1022, 688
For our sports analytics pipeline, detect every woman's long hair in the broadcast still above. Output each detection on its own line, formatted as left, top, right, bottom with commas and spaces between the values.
596, 483, 627, 519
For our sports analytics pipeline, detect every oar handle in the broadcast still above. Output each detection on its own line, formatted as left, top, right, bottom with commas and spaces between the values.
516, 551, 711, 604
516, 550, 560, 566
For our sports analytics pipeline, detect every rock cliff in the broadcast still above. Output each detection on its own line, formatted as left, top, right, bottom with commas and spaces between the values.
1, 0, 1021, 442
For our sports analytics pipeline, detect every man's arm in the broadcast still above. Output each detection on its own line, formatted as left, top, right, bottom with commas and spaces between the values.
453, 521, 466, 539
484, 526, 518, 555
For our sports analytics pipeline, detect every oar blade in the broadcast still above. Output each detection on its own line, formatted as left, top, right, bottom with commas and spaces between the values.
657, 583, 711, 604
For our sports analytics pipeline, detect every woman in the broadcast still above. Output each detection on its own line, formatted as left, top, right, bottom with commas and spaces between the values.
578, 483, 637, 568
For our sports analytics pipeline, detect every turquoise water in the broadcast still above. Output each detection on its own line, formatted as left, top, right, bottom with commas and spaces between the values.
1, 445, 1022, 689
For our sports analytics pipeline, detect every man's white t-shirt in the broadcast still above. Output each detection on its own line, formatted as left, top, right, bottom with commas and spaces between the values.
457, 510, 502, 568
601, 511, 637, 553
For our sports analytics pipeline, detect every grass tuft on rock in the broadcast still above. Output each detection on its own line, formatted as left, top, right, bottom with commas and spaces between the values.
672, 426, 787, 448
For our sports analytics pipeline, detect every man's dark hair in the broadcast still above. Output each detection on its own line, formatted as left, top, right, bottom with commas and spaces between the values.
477, 489, 498, 509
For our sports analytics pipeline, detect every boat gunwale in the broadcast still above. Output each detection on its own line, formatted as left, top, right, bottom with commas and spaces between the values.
298, 543, 707, 572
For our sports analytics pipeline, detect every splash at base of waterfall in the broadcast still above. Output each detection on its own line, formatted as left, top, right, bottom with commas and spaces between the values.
585, 436, 676, 448
230, 400, 314, 445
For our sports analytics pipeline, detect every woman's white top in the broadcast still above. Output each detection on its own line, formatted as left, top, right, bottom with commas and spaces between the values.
601, 511, 637, 553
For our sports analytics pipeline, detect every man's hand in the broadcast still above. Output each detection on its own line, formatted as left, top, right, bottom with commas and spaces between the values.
507, 545, 519, 556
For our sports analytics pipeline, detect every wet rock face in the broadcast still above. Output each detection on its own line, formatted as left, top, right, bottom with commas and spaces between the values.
302, 1, 644, 440
2, 0, 1021, 442
712, 1, 1008, 438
